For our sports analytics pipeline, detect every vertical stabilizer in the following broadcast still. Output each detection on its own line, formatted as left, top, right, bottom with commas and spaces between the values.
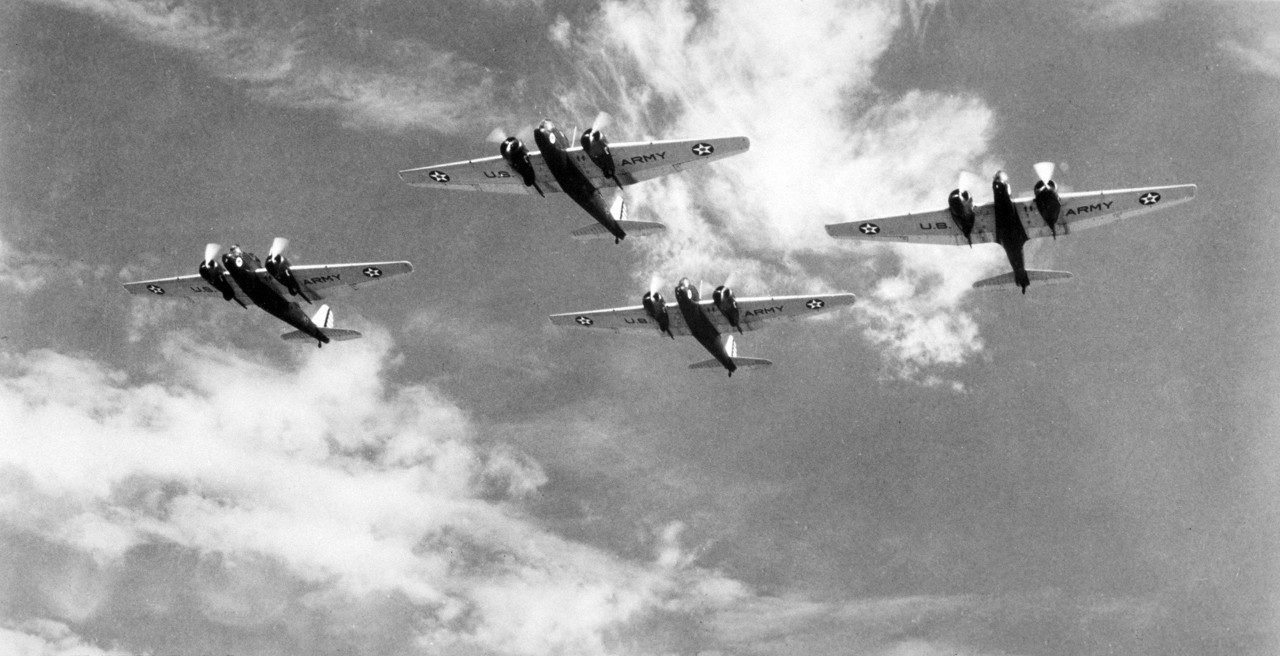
312, 304, 335, 328
609, 190, 628, 223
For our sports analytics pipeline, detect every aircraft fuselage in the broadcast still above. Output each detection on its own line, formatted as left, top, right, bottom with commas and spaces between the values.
674, 279, 735, 374
991, 172, 1031, 292
533, 120, 626, 241
220, 247, 329, 343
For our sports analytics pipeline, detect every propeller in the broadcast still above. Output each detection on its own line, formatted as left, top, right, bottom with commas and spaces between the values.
268, 237, 289, 259
1033, 161, 1056, 184
589, 110, 612, 133
648, 272, 663, 295
486, 127, 511, 144
956, 170, 982, 194
203, 242, 222, 265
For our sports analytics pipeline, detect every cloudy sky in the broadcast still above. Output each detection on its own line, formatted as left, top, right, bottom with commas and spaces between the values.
2, 0, 1278, 654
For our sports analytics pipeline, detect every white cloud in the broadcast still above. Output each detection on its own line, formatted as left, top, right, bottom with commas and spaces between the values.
0, 332, 679, 654
553, 0, 1004, 380
1223, 33, 1280, 79
0, 619, 133, 656
27, 0, 510, 132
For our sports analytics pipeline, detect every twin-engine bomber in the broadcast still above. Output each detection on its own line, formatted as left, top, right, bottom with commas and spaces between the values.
551, 279, 856, 376
825, 162, 1196, 292
123, 238, 412, 346
398, 118, 749, 243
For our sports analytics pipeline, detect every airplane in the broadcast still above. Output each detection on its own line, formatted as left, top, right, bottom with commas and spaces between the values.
398, 117, 750, 243
123, 238, 412, 346
825, 162, 1196, 292
550, 278, 856, 376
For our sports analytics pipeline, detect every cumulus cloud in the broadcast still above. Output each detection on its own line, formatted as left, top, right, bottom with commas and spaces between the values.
0, 331, 682, 654
547, 0, 1003, 380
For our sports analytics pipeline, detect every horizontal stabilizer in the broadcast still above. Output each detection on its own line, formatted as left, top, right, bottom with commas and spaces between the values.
569, 220, 667, 240
281, 327, 363, 342
972, 270, 1073, 290
688, 357, 774, 370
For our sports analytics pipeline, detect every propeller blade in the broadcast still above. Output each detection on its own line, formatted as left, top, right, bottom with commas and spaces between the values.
486, 127, 509, 144
268, 237, 289, 258
956, 170, 982, 193
648, 272, 662, 295
1033, 161, 1056, 183
590, 111, 612, 132
203, 242, 222, 264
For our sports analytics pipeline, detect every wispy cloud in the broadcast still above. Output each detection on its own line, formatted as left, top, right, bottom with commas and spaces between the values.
551, 0, 1003, 381
27, 0, 510, 132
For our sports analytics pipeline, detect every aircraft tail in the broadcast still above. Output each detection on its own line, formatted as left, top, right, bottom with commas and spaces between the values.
569, 193, 666, 239
972, 270, 1073, 290
688, 357, 773, 371
281, 304, 362, 342
688, 334, 772, 373
569, 220, 667, 240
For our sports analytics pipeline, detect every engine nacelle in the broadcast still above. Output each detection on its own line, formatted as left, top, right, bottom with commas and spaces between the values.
642, 290, 673, 338
947, 189, 977, 246
1033, 179, 1062, 236
198, 257, 237, 302
499, 137, 542, 195
712, 285, 741, 333
580, 129, 616, 181
265, 253, 304, 298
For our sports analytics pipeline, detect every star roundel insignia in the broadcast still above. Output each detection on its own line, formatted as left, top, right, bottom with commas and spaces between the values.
859, 223, 881, 235
575, 316, 594, 326
806, 299, 825, 310
1138, 191, 1161, 206
691, 142, 715, 157
428, 170, 450, 183
146, 284, 165, 295
362, 267, 383, 278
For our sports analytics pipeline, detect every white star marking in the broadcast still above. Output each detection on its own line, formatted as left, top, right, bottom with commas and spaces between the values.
859, 223, 881, 235
806, 299, 825, 310
146, 284, 165, 295
362, 267, 383, 278
575, 316, 594, 326
692, 142, 714, 156
428, 170, 450, 183
1138, 192, 1161, 205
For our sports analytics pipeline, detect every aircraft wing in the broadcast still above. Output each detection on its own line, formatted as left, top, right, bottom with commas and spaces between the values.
826, 184, 1196, 245
593, 136, 751, 186
398, 136, 749, 193
549, 292, 855, 335
727, 293, 857, 331
398, 155, 564, 195
122, 274, 258, 305
550, 304, 694, 335
289, 261, 414, 300
1031, 184, 1197, 239
825, 207, 995, 245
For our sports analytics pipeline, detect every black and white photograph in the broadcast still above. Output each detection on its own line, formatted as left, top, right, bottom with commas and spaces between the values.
1, 1, 1276, 654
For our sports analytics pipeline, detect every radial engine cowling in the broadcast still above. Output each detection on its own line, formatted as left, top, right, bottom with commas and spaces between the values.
947, 189, 977, 246
642, 290, 673, 338
499, 137, 541, 194
712, 285, 741, 333
580, 129, 616, 182
265, 253, 304, 298
198, 250, 237, 302
1033, 179, 1062, 236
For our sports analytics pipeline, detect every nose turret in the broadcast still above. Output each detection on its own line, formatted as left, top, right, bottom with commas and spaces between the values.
676, 278, 699, 301
992, 171, 1011, 199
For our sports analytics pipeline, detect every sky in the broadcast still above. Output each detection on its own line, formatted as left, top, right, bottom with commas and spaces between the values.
1, 0, 1278, 655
